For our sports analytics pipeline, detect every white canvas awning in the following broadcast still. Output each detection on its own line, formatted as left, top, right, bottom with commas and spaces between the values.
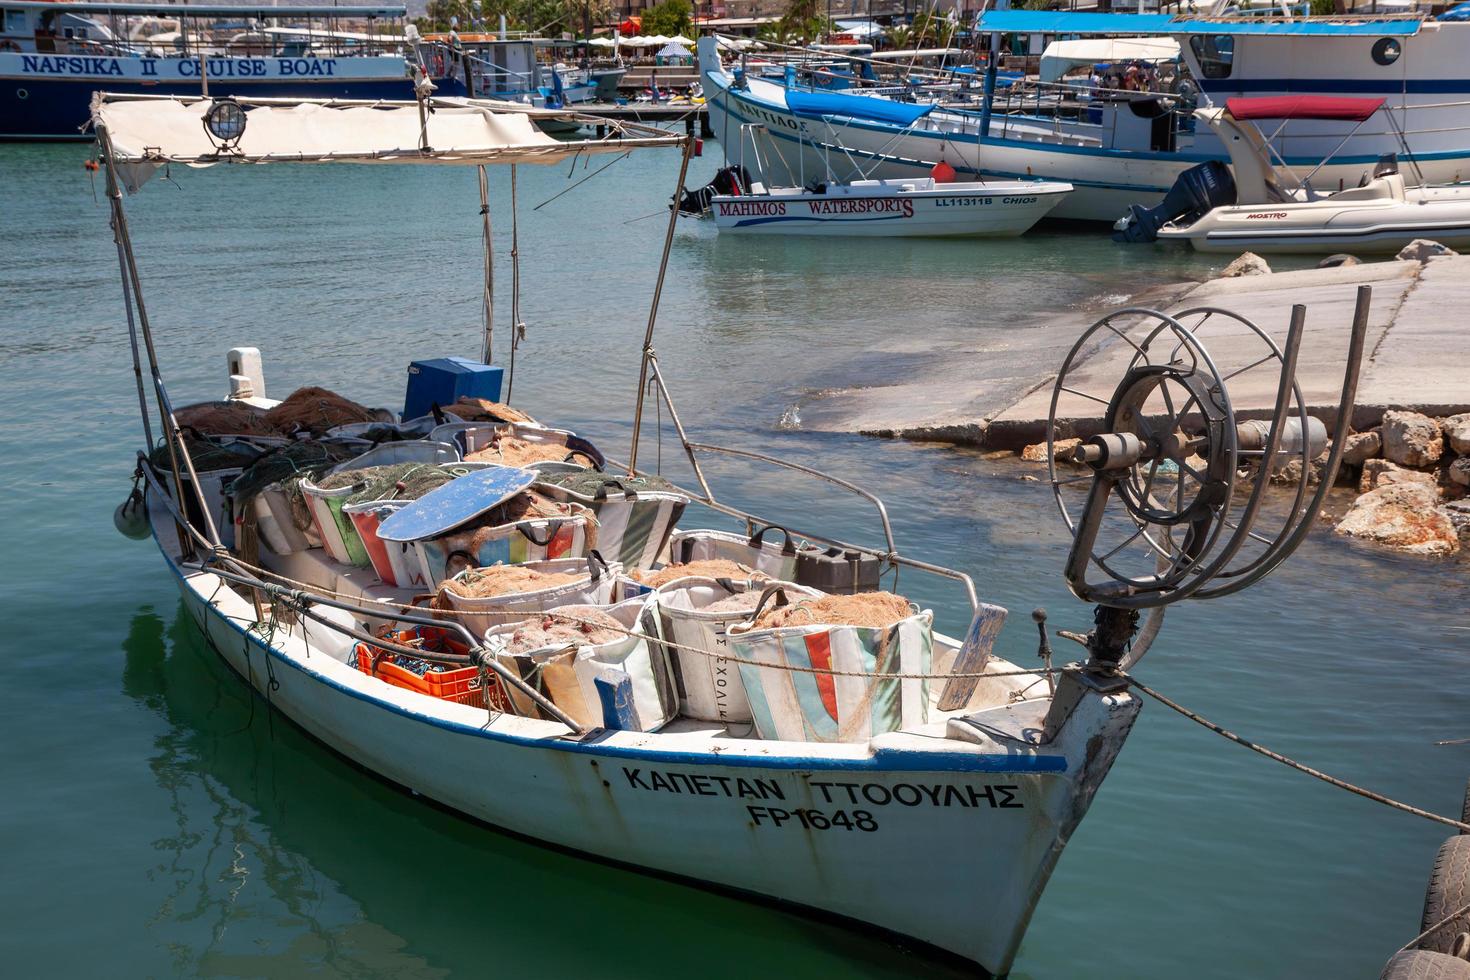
1039, 37, 1179, 82
93, 94, 683, 192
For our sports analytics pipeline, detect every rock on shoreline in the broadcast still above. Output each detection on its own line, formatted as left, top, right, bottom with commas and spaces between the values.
1329, 409, 1464, 556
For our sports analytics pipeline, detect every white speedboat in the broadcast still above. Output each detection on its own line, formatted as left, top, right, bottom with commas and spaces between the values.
1115, 95, 1470, 254
704, 175, 1071, 237
682, 121, 1070, 237
92, 89, 1362, 976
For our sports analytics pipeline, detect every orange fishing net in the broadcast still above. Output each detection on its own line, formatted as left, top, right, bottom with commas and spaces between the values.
753, 591, 914, 630
442, 565, 583, 599
265, 386, 381, 436
631, 559, 762, 587
503, 606, 626, 653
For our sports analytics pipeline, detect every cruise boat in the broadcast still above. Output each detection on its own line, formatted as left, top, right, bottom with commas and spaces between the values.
1115, 95, 1470, 253
700, 10, 1470, 222
92, 89, 1365, 976
0, 1, 466, 140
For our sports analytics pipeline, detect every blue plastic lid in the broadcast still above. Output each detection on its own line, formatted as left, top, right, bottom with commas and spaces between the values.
376, 465, 536, 542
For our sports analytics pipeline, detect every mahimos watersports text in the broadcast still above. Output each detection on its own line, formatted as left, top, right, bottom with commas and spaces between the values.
716, 198, 915, 218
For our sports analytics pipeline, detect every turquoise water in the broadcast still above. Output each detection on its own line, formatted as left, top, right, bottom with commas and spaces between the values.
2, 140, 1466, 978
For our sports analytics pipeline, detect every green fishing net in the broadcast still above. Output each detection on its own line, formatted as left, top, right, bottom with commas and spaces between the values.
536, 471, 683, 498
317, 462, 483, 507
148, 436, 263, 473
229, 441, 360, 505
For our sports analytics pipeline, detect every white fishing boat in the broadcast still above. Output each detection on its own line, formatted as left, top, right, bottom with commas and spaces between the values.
94, 89, 1368, 975
1114, 95, 1470, 254
688, 166, 1070, 237
683, 119, 1070, 237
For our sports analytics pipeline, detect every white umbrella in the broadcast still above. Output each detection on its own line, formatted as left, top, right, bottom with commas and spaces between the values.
587, 36, 617, 47
670, 34, 693, 44
645, 34, 671, 45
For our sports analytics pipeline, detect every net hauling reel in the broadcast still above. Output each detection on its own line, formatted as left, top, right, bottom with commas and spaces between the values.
1040, 286, 1370, 697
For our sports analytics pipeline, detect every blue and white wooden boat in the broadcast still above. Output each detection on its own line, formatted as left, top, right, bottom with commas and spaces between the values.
701, 11, 1470, 222
0, 1, 466, 140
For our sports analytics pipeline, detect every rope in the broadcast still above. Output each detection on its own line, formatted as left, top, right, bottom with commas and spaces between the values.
205, 553, 1051, 683
1395, 900, 1470, 957
1128, 676, 1470, 835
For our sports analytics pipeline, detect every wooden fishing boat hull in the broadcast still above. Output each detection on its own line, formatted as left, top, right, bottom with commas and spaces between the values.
710, 182, 1071, 237
151, 494, 1140, 977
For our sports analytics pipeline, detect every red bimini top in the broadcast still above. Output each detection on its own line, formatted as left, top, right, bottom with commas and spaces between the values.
1225, 96, 1386, 122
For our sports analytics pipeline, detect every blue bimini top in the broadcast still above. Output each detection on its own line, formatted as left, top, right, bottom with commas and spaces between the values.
784, 88, 937, 127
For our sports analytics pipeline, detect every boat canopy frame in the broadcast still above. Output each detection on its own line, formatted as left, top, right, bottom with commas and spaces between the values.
1203, 93, 1426, 198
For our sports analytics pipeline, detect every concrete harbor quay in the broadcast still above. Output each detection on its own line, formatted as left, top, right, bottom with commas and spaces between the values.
812, 254, 1470, 449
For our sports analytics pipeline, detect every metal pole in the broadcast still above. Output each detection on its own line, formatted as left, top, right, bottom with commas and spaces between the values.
109, 183, 155, 450
980, 31, 998, 138
628, 136, 694, 473
98, 125, 223, 551
478, 164, 494, 364
647, 358, 714, 499
507, 164, 522, 398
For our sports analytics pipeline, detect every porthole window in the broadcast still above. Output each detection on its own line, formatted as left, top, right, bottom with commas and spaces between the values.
1372, 37, 1402, 66
15, 87, 26, 100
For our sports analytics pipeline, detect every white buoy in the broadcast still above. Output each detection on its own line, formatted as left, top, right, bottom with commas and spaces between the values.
114, 490, 151, 540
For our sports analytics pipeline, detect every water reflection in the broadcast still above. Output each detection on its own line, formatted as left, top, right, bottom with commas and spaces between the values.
121, 606, 975, 979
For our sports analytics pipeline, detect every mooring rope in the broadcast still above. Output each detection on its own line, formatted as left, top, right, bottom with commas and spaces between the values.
1127, 676, 1470, 835
207, 554, 1050, 683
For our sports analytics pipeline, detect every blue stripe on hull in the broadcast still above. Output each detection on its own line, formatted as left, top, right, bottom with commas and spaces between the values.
1, 75, 469, 140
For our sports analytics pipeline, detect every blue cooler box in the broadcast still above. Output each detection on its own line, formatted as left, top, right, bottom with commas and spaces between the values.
403, 357, 505, 421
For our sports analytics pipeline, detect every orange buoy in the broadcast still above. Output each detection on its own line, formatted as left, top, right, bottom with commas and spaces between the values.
931, 159, 957, 183
83, 159, 99, 172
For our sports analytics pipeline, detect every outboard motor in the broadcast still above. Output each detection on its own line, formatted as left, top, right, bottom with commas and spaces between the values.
1113, 160, 1235, 243
677, 165, 752, 215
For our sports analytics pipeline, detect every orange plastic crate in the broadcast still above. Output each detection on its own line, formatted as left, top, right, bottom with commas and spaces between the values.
355, 626, 493, 708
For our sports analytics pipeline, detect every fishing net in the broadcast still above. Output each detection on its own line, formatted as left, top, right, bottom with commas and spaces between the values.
339, 422, 431, 444
149, 436, 263, 473
752, 591, 914, 630
264, 386, 384, 437
631, 559, 761, 587
174, 401, 278, 436
441, 397, 538, 425
503, 606, 626, 653
228, 442, 360, 505
442, 565, 583, 599
491, 491, 571, 523
702, 590, 765, 616
467, 435, 598, 469
537, 471, 681, 498
315, 462, 460, 506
